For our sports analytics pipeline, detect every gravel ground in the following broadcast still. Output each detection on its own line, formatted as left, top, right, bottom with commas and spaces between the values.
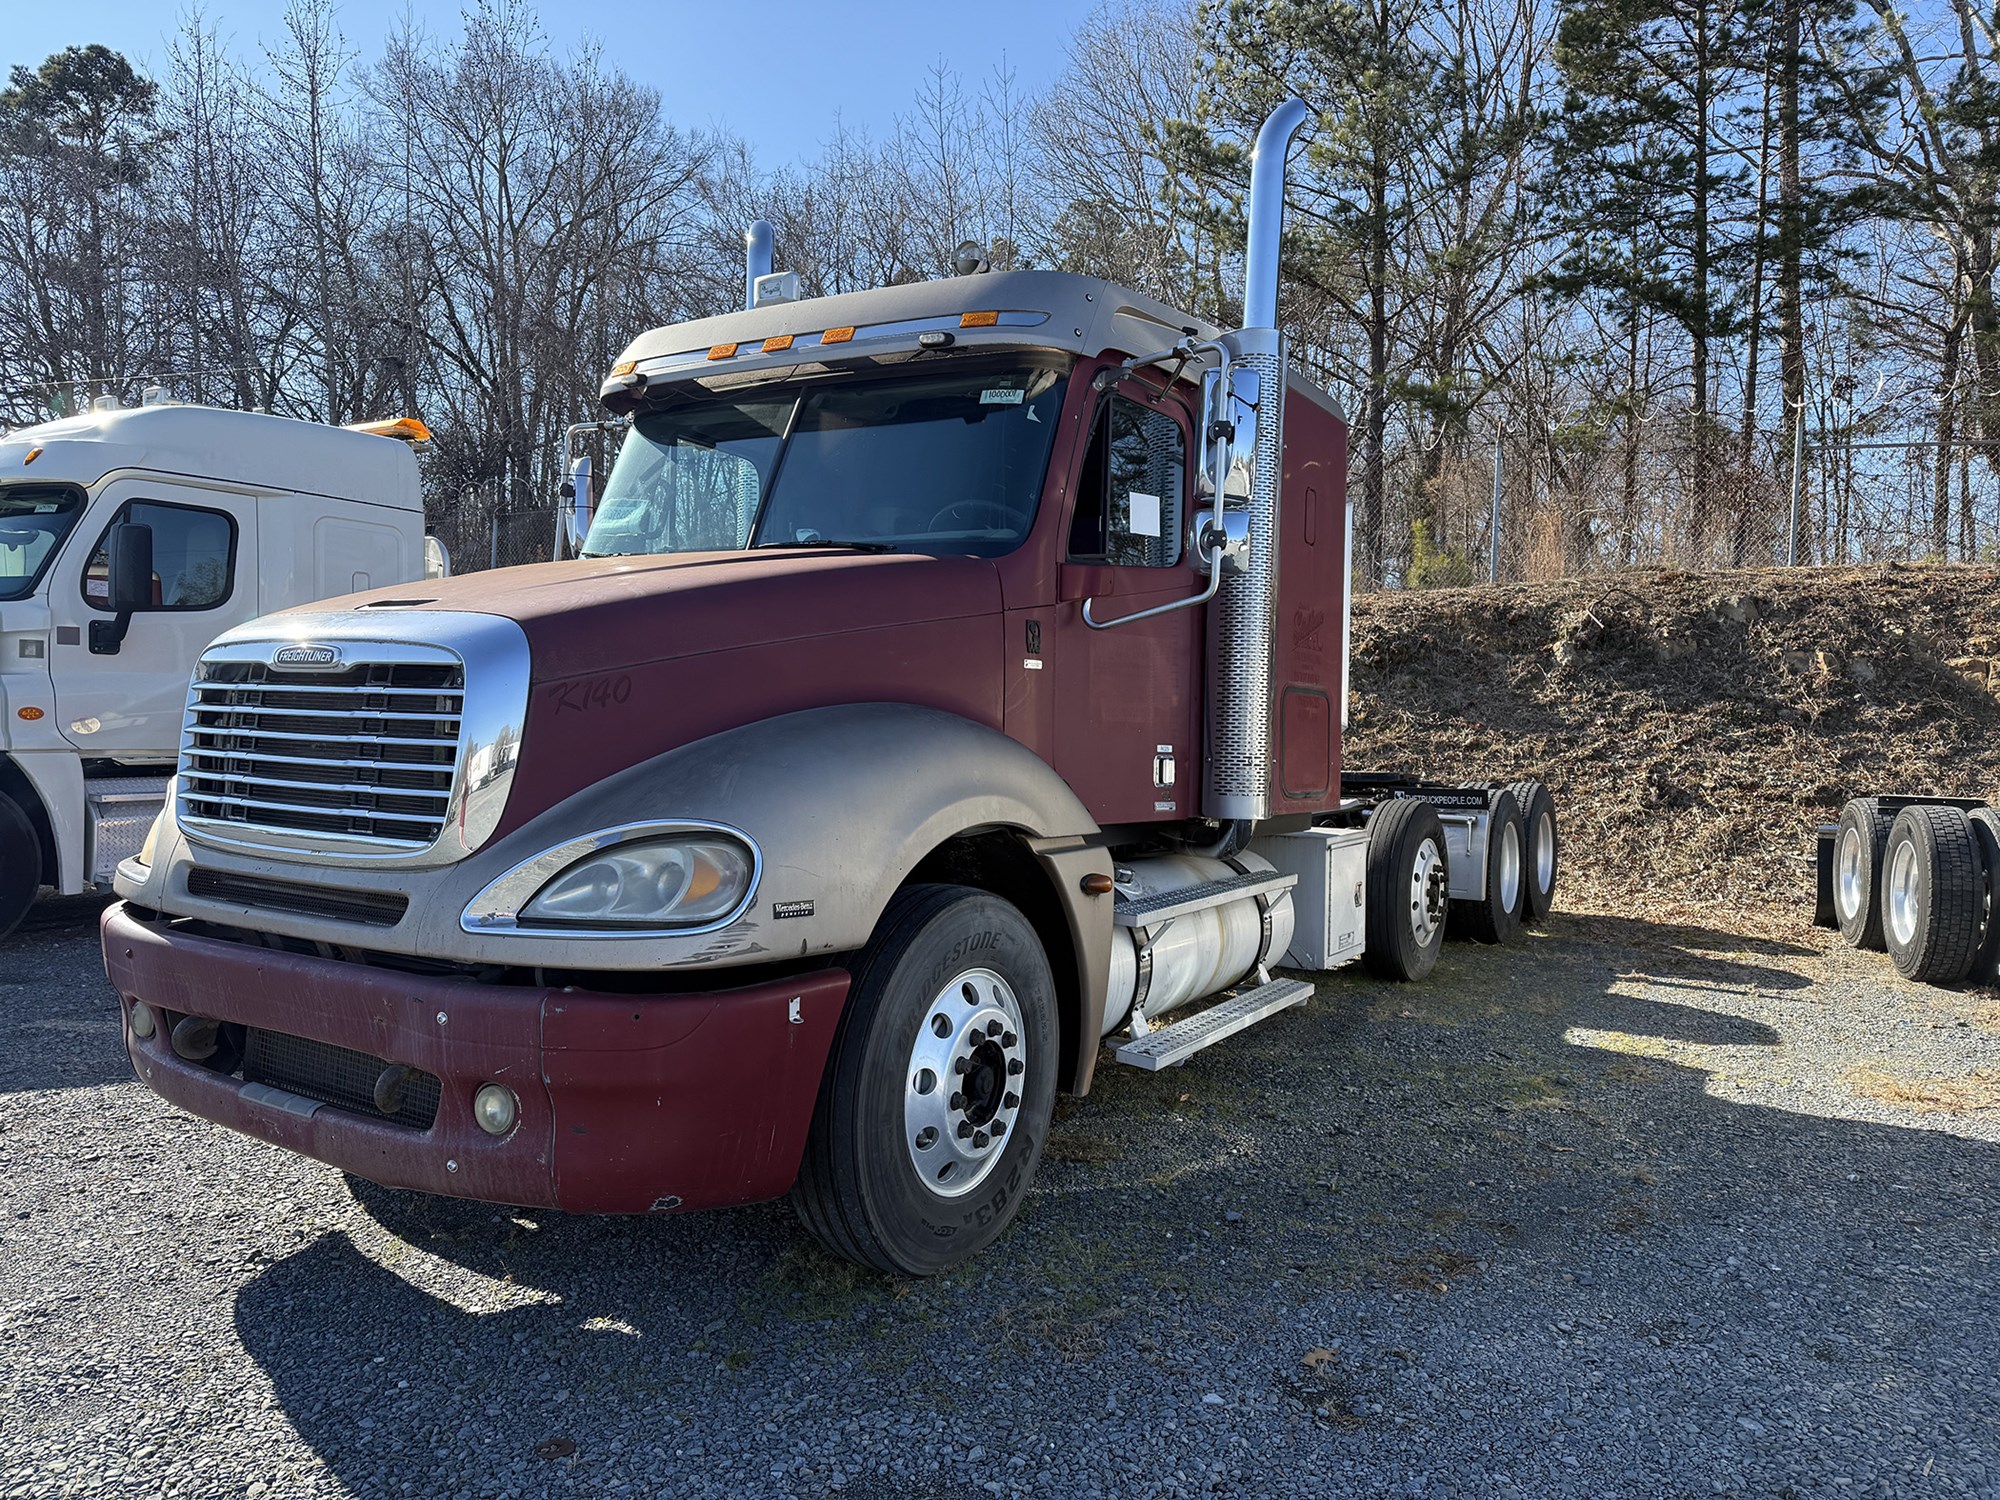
4, 892, 1998, 1499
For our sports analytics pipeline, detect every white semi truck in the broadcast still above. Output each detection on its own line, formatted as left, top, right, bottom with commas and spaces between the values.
0, 400, 444, 937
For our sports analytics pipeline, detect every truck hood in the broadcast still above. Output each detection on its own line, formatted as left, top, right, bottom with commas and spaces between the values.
308, 547, 1004, 681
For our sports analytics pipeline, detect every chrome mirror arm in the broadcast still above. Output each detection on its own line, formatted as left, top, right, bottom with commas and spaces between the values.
1081, 337, 1241, 631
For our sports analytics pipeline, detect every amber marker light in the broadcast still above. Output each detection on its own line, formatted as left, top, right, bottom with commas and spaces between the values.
761, 335, 794, 353
821, 326, 855, 345
707, 343, 738, 361
22, 447, 41, 465
960, 311, 999, 328
611, 360, 637, 377
17, 707, 44, 721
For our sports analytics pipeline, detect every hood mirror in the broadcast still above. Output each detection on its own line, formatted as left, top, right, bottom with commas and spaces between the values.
562, 454, 594, 552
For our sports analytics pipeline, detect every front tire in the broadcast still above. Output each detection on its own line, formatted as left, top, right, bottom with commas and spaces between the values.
0, 792, 41, 941
792, 884, 1057, 1276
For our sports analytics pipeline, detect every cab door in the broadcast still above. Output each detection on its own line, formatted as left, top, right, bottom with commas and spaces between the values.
1047, 387, 1203, 825
50, 481, 258, 760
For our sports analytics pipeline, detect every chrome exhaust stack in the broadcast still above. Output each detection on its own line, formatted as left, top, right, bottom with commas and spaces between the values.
1203, 98, 1308, 825
743, 220, 774, 311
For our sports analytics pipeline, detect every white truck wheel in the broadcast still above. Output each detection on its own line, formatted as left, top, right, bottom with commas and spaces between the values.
1832, 797, 1896, 950
0, 793, 41, 941
791, 884, 1057, 1276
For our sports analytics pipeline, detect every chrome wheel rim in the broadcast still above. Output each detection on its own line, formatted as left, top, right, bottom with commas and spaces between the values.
1409, 836, 1447, 946
1835, 825, 1866, 923
904, 967, 1025, 1199
1886, 839, 1921, 949
1498, 821, 1523, 913
1534, 810, 1555, 893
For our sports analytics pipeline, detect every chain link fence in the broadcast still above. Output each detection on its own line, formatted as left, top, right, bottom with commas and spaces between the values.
1374, 418, 2000, 592
421, 423, 1998, 587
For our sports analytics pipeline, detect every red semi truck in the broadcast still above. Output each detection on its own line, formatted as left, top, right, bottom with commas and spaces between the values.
101, 101, 1560, 1274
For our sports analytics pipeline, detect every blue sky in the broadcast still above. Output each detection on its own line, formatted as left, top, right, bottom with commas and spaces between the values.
5, 0, 1084, 166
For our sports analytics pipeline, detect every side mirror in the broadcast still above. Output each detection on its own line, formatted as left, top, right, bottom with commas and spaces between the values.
90, 521, 154, 655
1196, 364, 1259, 506
562, 455, 594, 553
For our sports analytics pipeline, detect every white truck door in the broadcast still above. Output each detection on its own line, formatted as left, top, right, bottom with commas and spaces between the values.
308, 511, 410, 602
50, 482, 260, 760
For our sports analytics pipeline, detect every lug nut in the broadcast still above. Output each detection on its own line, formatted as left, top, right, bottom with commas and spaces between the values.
990, 1120, 1006, 1137
1002, 1031, 1017, 1047
949, 1092, 965, 1111
1007, 1058, 1024, 1076
985, 1020, 1004, 1037
956, 1121, 973, 1139
1003, 1092, 1019, 1109
953, 1057, 969, 1075
973, 1130, 989, 1149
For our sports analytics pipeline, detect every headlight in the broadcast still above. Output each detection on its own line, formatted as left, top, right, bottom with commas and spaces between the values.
520, 835, 755, 930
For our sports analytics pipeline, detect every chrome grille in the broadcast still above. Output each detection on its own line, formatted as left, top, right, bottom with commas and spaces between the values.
181, 654, 464, 852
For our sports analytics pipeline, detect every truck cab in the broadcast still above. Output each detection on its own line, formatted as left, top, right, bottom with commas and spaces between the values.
103, 103, 1557, 1274
0, 402, 436, 935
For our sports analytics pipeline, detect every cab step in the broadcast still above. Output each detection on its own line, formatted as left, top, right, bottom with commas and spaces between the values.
1110, 977, 1313, 1070
1113, 870, 1296, 928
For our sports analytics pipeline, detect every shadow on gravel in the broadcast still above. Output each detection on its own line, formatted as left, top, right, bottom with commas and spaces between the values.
221, 912, 2000, 1497
231, 1184, 819, 1497
0, 892, 127, 1095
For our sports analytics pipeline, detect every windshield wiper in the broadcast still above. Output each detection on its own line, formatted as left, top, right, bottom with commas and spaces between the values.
752, 537, 897, 553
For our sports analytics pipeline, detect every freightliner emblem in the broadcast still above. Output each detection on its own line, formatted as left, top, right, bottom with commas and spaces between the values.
273, 643, 343, 670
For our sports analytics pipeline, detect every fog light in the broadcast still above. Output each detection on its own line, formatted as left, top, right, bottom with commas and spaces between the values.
129, 1001, 155, 1039
472, 1083, 518, 1136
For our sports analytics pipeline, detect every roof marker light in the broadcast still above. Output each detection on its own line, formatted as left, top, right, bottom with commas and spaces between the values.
611, 360, 637, 377
960, 311, 999, 328
918, 331, 955, 349
22, 447, 41, 465
761, 334, 795, 353
708, 343, 738, 361
821, 327, 855, 345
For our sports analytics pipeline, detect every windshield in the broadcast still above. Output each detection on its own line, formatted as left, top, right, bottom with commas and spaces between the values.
585, 363, 1069, 559
0, 486, 84, 601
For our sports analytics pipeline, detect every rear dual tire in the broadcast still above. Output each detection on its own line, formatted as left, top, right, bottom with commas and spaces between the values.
1833, 797, 1896, 950
1364, 799, 1449, 981
1451, 789, 1527, 945
1507, 780, 1559, 926
1882, 805, 1983, 985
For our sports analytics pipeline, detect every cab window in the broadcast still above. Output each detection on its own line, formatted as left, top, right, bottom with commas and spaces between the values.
0, 486, 84, 601
1068, 394, 1186, 567
82, 500, 236, 611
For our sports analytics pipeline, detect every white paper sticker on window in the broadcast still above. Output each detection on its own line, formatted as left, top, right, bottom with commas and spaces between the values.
980, 388, 1025, 405
1128, 490, 1162, 538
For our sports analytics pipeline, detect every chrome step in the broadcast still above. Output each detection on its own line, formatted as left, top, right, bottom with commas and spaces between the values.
1111, 978, 1314, 1070
1113, 871, 1297, 928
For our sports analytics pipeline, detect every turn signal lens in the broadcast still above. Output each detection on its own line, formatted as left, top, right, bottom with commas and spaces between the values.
16, 707, 42, 721
473, 1083, 518, 1136
129, 1001, 155, 1040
